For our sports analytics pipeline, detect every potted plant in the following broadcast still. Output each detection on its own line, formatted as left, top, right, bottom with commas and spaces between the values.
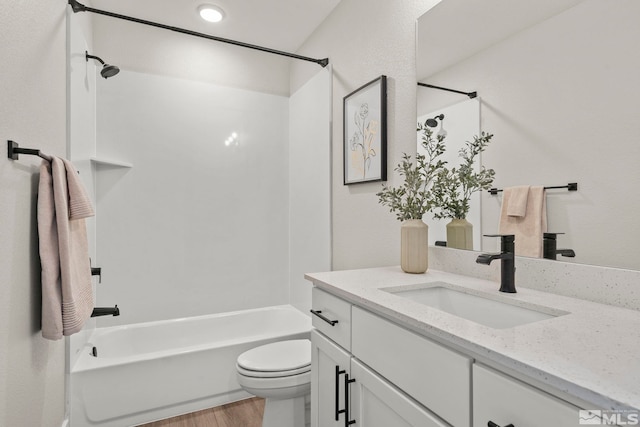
430, 132, 496, 249
376, 124, 446, 273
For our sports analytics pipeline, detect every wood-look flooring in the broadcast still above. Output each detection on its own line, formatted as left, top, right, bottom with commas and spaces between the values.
138, 397, 264, 427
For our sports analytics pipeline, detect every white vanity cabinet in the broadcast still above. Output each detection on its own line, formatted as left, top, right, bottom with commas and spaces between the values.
311, 329, 351, 427
473, 364, 584, 427
350, 358, 449, 427
311, 286, 600, 427
311, 288, 459, 427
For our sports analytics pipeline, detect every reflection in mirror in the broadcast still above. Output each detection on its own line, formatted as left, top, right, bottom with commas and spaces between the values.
417, 0, 640, 270
418, 98, 482, 250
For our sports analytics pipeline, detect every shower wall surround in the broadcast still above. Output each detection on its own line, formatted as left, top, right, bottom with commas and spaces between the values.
67, 9, 98, 369
96, 71, 293, 325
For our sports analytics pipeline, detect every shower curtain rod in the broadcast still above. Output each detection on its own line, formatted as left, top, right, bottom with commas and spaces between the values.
417, 82, 477, 99
68, 0, 329, 68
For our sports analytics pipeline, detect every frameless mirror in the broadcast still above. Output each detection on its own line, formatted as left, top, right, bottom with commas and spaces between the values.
417, 0, 640, 270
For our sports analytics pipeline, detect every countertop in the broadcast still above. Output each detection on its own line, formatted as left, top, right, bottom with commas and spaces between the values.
305, 266, 640, 412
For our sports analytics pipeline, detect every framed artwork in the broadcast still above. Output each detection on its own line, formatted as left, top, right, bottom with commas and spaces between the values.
343, 75, 387, 185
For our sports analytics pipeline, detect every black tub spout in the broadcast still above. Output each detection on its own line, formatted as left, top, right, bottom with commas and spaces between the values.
91, 305, 120, 317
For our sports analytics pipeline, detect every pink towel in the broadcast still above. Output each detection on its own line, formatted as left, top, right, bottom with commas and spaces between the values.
38, 158, 95, 340
505, 186, 529, 217
499, 186, 547, 258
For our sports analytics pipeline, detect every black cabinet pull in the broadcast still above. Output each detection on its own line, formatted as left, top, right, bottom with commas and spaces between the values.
488, 422, 514, 427
310, 309, 339, 326
344, 374, 356, 426
335, 366, 346, 420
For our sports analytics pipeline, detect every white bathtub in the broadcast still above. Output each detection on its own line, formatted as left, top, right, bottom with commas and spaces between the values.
70, 305, 311, 427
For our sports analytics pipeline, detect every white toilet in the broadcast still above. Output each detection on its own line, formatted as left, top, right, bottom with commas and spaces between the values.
236, 339, 311, 427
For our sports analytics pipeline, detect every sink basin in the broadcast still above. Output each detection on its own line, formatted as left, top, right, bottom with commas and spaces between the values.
383, 283, 567, 329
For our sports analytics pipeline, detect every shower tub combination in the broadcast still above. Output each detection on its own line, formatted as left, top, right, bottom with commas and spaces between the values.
71, 305, 311, 427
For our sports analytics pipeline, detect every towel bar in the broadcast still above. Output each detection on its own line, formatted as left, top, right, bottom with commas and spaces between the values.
7, 140, 52, 161
488, 182, 577, 195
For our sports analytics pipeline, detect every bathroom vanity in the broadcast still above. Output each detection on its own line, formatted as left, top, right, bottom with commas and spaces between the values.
306, 266, 640, 427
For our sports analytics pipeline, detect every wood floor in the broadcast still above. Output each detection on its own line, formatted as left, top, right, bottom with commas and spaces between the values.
138, 398, 264, 427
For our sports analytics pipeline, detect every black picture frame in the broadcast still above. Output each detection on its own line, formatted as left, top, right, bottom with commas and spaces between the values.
343, 75, 387, 185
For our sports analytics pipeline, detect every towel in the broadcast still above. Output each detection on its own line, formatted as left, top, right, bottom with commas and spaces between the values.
499, 186, 547, 258
505, 185, 529, 217
38, 157, 95, 340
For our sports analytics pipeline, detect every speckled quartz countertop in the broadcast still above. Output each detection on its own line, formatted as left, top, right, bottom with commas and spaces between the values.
305, 266, 640, 412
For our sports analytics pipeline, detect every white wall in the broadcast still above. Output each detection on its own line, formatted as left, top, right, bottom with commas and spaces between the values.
290, 0, 442, 270
95, 71, 291, 325
419, 0, 640, 270
0, 2, 68, 427
288, 67, 332, 312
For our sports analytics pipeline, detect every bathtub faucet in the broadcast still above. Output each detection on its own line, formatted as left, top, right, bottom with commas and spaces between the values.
91, 305, 120, 317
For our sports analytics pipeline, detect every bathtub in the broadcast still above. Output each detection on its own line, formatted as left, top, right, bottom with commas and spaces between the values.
70, 305, 311, 427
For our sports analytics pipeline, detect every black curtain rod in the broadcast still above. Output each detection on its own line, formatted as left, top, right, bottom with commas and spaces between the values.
68, 0, 329, 68
488, 183, 578, 195
417, 82, 477, 99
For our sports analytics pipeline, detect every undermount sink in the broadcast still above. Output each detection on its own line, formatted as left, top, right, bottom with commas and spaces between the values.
383, 283, 567, 329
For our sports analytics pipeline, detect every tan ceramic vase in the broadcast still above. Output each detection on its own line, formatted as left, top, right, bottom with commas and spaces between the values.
401, 219, 428, 273
446, 218, 473, 250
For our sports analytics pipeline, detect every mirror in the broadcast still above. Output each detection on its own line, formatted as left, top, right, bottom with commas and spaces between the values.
418, 98, 482, 250
417, 0, 640, 270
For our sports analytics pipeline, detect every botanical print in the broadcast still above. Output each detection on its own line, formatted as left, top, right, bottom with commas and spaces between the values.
348, 102, 379, 179
343, 75, 386, 184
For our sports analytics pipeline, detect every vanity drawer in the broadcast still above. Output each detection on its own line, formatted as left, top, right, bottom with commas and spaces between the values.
473, 364, 581, 427
352, 306, 471, 427
311, 287, 351, 351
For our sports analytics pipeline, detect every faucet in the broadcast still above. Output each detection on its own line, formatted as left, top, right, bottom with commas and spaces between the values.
543, 232, 576, 260
91, 305, 120, 317
476, 234, 516, 293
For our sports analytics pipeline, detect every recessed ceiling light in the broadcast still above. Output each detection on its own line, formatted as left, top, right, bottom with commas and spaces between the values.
198, 4, 225, 23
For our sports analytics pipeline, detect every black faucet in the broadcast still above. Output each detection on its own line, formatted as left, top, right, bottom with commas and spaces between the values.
91, 305, 120, 317
476, 234, 516, 293
543, 233, 576, 260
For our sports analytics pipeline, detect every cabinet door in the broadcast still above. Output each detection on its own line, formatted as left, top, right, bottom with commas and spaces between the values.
311, 330, 351, 427
350, 359, 448, 427
474, 364, 583, 427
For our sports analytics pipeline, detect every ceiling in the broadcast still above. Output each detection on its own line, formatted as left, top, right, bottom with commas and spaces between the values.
88, 0, 343, 53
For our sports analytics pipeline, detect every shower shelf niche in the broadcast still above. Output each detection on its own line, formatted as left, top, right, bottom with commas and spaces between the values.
90, 157, 133, 168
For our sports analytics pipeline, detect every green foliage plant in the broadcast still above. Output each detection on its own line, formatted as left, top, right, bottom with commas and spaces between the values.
430, 132, 496, 220
376, 124, 447, 221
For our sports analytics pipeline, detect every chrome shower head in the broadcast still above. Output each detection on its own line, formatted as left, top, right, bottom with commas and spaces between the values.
86, 51, 120, 79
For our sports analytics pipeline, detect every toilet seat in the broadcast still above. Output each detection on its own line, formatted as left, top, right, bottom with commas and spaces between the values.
237, 339, 310, 373
237, 363, 310, 378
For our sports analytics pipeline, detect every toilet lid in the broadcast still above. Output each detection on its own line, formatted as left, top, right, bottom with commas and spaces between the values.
237, 339, 311, 372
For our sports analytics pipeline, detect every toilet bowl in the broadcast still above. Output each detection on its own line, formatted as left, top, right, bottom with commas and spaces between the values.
236, 339, 311, 427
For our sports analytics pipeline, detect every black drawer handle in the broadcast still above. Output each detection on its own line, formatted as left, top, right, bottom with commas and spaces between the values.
335, 366, 346, 420
488, 422, 514, 427
345, 374, 356, 426
310, 309, 339, 326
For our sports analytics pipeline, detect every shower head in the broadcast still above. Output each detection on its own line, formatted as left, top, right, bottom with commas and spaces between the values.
85, 51, 120, 79
100, 64, 120, 79
425, 114, 444, 128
